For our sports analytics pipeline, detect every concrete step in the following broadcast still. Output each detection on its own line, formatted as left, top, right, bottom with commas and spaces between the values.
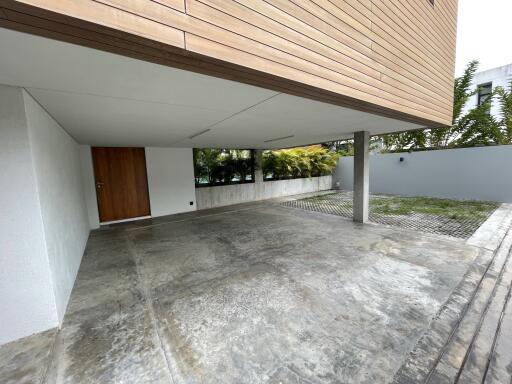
392, 226, 512, 384
428, 231, 512, 383
457, 254, 512, 383
484, 286, 512, 384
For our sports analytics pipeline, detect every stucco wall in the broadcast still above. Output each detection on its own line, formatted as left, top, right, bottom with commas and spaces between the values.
196, 176, 333, 210
145, 147, 197, 217
334, 146, 512, 203
0, 85, 58, 344
24, 90, 90, 323
461, 63, 512, 119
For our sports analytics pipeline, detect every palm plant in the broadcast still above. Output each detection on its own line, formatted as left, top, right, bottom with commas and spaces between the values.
263, 145, 338, 180
308, 146, 338, 176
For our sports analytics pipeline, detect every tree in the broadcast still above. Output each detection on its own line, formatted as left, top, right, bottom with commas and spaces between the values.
429, 60, 480, 148
450, 98, 500, 147
378, 60, 508, 151
193, 148, 222, 185
381, 130, 427, 152
494, 80, 512, 144
323, 137, 381, 156
194, 149, 255, 185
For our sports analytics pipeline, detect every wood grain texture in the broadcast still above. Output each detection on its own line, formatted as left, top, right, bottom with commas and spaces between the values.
0, 0, 458, 126
92, 147, 151, 222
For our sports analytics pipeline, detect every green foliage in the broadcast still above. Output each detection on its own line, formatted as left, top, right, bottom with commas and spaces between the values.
322, 140, 353, 155
262, 145, 339, 180
379, 60, 512, 152
303, 193, 498, 221
381, 130, 427, 152
323, 137, 380, 156
370, 196, 499, 221
193, 149, 253, 186
495, 80, 512, 144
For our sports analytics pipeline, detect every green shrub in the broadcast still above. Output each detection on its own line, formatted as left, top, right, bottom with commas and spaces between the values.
262, 145, 339, 180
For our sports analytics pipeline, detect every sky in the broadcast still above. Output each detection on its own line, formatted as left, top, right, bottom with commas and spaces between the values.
455, 0, 512, 76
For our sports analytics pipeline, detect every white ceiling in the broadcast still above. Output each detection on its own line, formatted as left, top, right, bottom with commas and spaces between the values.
0, 28, 423, 148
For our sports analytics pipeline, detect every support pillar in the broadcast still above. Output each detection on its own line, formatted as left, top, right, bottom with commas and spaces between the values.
353, 131, 369, 223
253, 149, 264, 183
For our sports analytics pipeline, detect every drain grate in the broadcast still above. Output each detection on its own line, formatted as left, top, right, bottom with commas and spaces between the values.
282, 192, 497, 239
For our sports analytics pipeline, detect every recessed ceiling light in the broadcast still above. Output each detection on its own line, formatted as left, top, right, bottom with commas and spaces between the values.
264, 135, 294, 143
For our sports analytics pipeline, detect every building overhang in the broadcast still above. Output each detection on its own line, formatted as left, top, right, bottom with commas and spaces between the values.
1, 27, 433, 148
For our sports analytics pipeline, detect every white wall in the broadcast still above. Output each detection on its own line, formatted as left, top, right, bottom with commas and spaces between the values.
0, 85, 58, 344
334, 145, 512, 203
79, 145, 100, 229
462, 63, 512, 119
145, 147, 197, 216
196, 176, 333, 210
80, 147, 197, 223
24, 91, 90, 323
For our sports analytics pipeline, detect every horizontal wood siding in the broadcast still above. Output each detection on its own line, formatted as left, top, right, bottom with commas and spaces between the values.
0, 0, 457, 126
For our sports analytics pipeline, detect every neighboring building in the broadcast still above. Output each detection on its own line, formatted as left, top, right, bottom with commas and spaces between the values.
0, 0, 458, 345
462, 63, 512, 118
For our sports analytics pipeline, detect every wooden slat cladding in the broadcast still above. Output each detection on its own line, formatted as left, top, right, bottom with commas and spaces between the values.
185, 0, 451, 119
0, 0, 458, 126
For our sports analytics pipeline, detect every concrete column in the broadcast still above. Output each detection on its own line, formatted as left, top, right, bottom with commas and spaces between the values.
353, 131, 369, 223
254, 149, 264, 183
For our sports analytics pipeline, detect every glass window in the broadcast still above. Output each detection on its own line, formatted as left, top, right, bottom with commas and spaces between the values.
477, 82, 492, 106
193, 149, 255, 187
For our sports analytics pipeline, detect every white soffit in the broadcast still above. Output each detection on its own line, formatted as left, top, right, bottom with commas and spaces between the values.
0, 28, 423, 148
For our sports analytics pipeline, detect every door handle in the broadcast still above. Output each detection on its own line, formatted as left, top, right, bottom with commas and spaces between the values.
96, 181, 104, 189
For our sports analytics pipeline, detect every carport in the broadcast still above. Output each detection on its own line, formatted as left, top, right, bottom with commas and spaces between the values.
0, 26, 424, 346
0, 3, 491, 381
1, 24, 511, 381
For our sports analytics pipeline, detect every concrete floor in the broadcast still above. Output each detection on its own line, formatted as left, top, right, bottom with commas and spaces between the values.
0, 202, 485, 384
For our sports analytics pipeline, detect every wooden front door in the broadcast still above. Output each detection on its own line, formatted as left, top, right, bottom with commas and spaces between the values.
92, 147, 151, 223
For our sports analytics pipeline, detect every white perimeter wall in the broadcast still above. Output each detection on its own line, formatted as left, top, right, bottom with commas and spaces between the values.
1, 85, 90, 344
334, 145, 512, 203
24, 91, 90, 323
80, 146, 197, 225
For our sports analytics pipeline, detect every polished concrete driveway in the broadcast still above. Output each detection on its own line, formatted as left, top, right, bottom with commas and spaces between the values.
1, 202, 484, 384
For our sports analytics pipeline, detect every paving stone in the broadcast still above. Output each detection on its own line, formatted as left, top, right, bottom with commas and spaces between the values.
283, 192, 498, 239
